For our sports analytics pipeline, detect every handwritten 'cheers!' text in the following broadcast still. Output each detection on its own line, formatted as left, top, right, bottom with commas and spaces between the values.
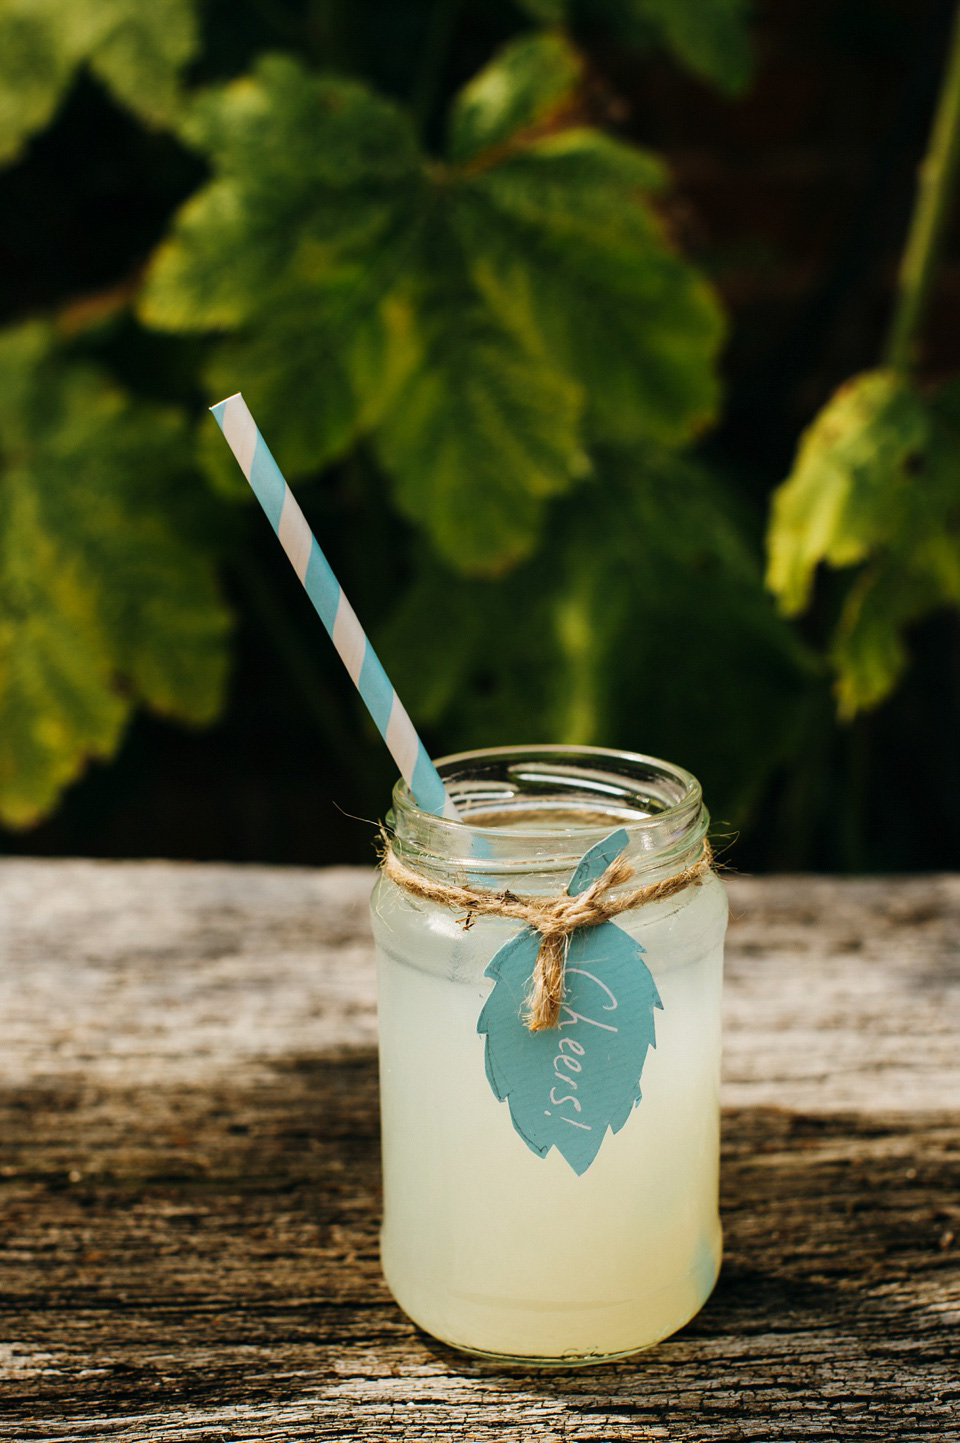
543, 968, 619, 1133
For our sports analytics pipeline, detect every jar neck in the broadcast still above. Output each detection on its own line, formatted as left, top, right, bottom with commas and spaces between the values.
388, 745, 709, 893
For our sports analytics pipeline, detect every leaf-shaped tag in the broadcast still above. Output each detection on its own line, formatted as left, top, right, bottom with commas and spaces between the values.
477, 833, 663, 1175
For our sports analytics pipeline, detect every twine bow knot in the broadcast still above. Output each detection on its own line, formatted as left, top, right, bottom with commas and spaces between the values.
382, 840, 712, 1031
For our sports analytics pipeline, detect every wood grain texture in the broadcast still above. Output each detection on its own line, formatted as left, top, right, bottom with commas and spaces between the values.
0, 861, 958, 1440
2, 860, 959, 1108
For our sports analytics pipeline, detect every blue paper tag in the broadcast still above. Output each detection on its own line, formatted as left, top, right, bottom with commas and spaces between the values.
476, 830, 663, 1175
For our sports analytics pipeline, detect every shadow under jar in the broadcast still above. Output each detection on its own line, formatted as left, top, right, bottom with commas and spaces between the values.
370, 745, 727, 1364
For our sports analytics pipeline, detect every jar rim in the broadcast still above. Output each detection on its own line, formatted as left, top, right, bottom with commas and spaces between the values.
390, 744, 708, 883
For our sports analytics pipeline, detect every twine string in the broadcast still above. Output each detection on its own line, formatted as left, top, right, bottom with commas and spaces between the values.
382, 840, 714, 1031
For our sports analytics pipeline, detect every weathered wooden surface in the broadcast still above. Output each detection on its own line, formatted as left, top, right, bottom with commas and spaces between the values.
1, 860, 958, 1441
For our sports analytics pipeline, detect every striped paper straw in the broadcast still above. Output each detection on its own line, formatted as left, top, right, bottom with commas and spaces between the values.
211, 393, 459, 820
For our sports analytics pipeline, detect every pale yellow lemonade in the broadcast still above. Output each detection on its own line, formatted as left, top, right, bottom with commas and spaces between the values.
370, 747, 726, 1363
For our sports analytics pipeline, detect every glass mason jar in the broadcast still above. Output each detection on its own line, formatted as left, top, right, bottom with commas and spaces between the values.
370, 745, 727, 1364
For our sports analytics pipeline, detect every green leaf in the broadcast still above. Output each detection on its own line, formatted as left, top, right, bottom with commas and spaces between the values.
150, 56, 424, 330
830, 566, 943, 719
379, 447, 816, 826
767, 368, 960, 715
142, 53, 590, 565
87, 0, 198, 125
0, 0, 198, 163
767, 372, 932, 615
141, 47, 724, 573
453, 127, 723, 447
202, 288, 423, 479
445, 37, 722, 447
374, 301, 587, 573
141, 55, 427, 474
0, 2, 83, 164
448, 30, 584, 163
0, 322, 231, 828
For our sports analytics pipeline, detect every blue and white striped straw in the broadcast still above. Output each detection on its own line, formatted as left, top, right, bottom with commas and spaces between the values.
210, 393, 459, 821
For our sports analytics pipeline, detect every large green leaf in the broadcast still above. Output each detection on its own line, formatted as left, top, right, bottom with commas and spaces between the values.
767, 371, 928, 613
453, 124, 723, 446
141, 42, 722, 571
201, 289, 423, 481
374, 298, 587, 572
0, 323, 231, 827
0, 0, 198, 163
146, 57, 425, 330
140, 56, 429, 477
379, 447, 816, 825
767, 369, 960, 716
829, 565, 945, 718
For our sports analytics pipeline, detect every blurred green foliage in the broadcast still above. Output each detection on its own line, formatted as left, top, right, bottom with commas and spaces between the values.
515, 0, 753, 94
768, 370, 960, 718
141, 40, 723, 568
0, 0, 955, 856
0, 321, 229, 824
0, 0, 198, 160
